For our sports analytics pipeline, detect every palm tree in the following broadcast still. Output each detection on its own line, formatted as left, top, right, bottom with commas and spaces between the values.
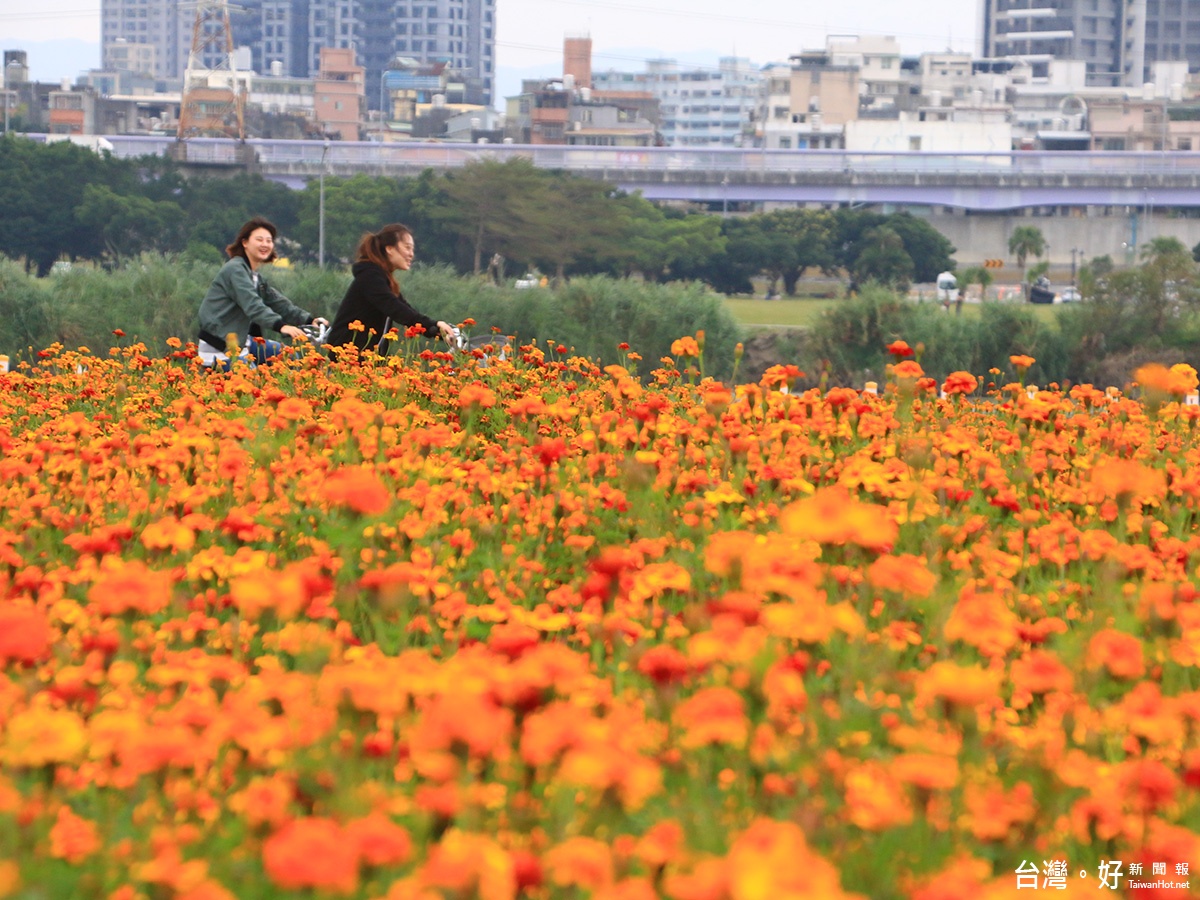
1009, 225, 1047, 298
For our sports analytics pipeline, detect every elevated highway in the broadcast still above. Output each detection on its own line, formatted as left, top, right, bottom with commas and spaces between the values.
90, 135, 1200, 212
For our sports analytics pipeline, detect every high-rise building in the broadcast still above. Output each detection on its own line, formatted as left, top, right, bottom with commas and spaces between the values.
100, 0, 495, 110
978, 0, 1167, 87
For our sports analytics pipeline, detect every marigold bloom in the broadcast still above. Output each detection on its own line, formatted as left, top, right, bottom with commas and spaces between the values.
670, 337, 700, 357
0, 604, 52, 664
421, 830, 515, 900
1089, 458, 1167, 504
1087, 628, 1145, 679
544, 837, 614, 892
1135, 362, 1199, 397
458, 383, 498, 409
49, 807, 101, 864
866, 554, 937, 599
344, 812, 412, 867
779, 487, 898, 551
941, 371, 978, 395
673, 687, 748, 748
728, 819, 859, 899
321, 466, 392, 515
1010, 649, 1074, 696
886, 340, 914, 358
914, 661, 1003, 710
843, 762, 913, 831
261, 818, 359, 895
891, 360, 924, 380
88, 558, 174, 617
2, 706, 87, 767
1010, 354, 1036, 371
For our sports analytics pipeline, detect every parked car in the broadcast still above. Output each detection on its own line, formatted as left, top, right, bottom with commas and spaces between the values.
514, 274, 540, 289
1059, 286, 1081, 303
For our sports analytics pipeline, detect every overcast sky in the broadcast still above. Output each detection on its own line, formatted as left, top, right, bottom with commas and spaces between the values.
1, 0, 980, 80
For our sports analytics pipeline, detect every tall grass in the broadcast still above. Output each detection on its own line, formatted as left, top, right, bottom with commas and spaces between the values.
0, 257, 744, 379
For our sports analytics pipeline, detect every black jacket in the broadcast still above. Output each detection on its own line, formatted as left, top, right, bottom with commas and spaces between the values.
326, 261, 440, 355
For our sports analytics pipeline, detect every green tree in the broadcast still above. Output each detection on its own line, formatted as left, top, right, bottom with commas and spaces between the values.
0, 136, 119, 273
1008, 225, 1047, 281
531, 174, 625, 282
433, 159, 551, 274
851, 226, 915, 293
885, 212, 956, 282
957, 265, 993, 305
293, 173, 402, 264
75, 184, 185, 265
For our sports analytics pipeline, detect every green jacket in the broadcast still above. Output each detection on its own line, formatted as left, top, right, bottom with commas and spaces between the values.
198, 257, 313, 347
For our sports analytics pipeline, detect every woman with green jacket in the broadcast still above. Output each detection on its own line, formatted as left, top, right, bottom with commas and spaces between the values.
197, 217, 327, 369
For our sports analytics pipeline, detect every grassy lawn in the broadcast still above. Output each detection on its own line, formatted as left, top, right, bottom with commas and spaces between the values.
723, 297, 1062, 329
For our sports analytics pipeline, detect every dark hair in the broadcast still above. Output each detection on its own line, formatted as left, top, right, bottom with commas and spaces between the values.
226, 217, 279, 263
355, 223, 412, 294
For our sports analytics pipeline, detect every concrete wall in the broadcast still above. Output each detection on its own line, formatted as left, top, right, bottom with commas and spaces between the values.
925, 211, 1200, 266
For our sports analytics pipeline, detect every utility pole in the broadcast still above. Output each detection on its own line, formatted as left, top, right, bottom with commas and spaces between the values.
318, 140, 330, 267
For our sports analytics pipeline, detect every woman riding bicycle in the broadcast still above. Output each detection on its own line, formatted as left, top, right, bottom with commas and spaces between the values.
197, 217, 328, 369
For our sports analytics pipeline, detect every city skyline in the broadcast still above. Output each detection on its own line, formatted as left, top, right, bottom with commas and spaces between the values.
3, 0, 980, 90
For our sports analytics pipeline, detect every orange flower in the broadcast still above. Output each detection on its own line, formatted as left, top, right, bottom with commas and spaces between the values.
941, 371, 978, 395
778, 487, 898, 552
866, 554, 937, 599
421, 830, 515, 900
0, 604, 52, 664
1089, 458, 1167, 505
891, 360, 924, 379
544, 837, 614, 893
1010, 354, 1036, 371
843, 762, 913, 830
49, 807, 101, 864
321, 466, 391, 515
1010, 649, 1074, 697
728, 819, 858, 898
2, 706, 87, 767
673, 687, 747, 748
1087, 629, 1145, 679
914, 662, 1003, 710
262, 818, 359, 895
345, 813, 412, 867
458, 383, 498, 409
886, 340, 914, 358
88, 558, 174, 616
1135, 362, 1199, 397
670, 337, 700, 357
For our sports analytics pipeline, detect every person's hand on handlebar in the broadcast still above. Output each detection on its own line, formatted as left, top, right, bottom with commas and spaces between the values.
436, 321, 458, 343
311, 317, 330, 329
281, 324, 307, 340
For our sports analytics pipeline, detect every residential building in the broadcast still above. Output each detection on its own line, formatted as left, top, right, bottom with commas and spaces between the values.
314, 46, 364, 139
827, 35, 905, 113
591, 56, 760, 146
376, 56, 489, 140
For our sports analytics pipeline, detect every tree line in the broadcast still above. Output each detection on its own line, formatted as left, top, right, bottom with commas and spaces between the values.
0, 136, 954, 289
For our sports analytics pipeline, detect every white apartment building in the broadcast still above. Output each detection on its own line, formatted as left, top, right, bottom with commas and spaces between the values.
592, 56, 761, 147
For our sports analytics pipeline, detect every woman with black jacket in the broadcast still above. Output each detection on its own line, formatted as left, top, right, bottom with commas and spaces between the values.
325, 224, 456, 357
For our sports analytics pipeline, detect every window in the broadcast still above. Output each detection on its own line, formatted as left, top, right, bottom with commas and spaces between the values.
909, 136, 921, 150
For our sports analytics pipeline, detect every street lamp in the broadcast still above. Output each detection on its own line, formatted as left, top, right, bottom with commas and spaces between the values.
318, 139, 330, 267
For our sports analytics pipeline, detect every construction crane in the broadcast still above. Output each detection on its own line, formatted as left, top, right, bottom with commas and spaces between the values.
177, 0, 246, 140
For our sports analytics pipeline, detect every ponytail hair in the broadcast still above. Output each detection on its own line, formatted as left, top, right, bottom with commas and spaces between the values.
355, 223, 412, 294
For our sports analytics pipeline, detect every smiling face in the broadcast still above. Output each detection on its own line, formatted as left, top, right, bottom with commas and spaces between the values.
384, 233, 415, 271
241, 227, 275, 269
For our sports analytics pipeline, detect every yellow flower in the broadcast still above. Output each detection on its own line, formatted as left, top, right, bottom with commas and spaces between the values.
3, 707, 87, 767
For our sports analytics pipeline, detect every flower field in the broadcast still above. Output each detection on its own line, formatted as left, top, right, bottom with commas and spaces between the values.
2, 333, 1200, 899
